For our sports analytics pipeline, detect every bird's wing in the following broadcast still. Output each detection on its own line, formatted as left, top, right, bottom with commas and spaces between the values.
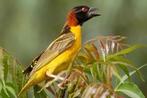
29, 32, 75, 76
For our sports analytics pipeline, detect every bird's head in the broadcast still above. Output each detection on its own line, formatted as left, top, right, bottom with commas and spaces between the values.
66, 5, 100, 26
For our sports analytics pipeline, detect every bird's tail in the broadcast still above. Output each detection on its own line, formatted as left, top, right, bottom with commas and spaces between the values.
18, 78, 34, 97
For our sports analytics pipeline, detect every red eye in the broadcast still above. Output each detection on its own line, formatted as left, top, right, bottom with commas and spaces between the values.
81, 7, 88, 12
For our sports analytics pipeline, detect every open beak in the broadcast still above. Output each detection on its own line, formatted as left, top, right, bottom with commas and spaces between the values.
88, 7, 100, 18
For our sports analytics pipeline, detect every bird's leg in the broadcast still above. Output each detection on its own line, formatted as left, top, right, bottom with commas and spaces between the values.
38, 71, 66, 93
46, 70, 71, 89
57, 76, 69, 89
46, 71, 66, 81
58, 63, 73, 88
45, 63, 74, 89
44, 71, 67, 89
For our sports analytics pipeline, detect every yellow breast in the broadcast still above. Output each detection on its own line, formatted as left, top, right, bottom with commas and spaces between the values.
70, 25, 82, 52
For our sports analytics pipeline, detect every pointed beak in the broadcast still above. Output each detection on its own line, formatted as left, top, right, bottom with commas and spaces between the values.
88, 8, 100, 18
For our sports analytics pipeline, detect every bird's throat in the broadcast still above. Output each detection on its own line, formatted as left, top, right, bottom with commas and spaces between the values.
70, 25, 82, 47
67, 11, 78, 26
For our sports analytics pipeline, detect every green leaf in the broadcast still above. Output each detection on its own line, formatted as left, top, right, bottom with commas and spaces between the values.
107, 45, 143, 59
0, 81, 2, 92
115, 64, 147, 91
121, 64, 146, 83
0, 48, 24, 94
72, 89, 82, 98
111, 56, 131, 77
90, 63, 98, 81
1, 79, 9, 97
118, 63, 130, 80
112, 56, 136, 68
33, 85, 48, 98
111, 65, 122, 81
3, 54, 9, 81
0, 48, 4, 80
111, 56, 144, 82
5, 85, 17, 98
116, 82, 145, 98
1, 88, 10, 98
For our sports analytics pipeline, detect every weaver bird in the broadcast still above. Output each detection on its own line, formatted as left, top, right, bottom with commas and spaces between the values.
18, 5, 100, 96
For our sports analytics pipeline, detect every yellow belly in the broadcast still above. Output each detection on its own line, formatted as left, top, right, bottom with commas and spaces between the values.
32, 48, 78, 83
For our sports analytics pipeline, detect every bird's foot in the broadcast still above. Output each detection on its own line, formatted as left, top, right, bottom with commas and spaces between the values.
46, 71, 66, 81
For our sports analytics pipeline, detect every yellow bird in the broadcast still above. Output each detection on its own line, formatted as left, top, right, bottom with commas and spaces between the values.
18, 5, 100, 96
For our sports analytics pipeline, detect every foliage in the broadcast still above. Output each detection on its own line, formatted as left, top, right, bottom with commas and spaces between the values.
0, 35, 146, 98
0, 48, 25, 98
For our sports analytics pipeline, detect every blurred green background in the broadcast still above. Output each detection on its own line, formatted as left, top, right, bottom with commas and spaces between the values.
0, 0, 146, 97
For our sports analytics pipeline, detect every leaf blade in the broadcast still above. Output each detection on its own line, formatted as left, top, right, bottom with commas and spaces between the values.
116, 82, 145, 98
